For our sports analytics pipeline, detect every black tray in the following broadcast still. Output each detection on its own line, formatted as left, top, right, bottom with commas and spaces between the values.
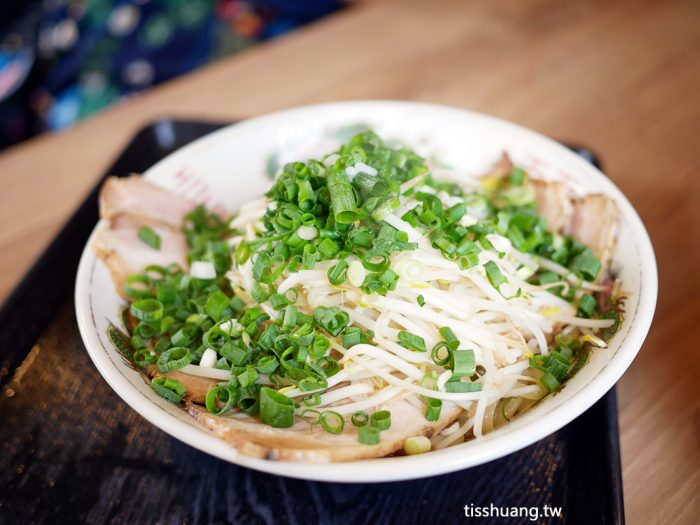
0, 120, 624, 525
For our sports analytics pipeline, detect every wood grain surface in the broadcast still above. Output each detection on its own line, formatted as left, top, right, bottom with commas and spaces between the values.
0, 303, 622, 525
0, 0, 698, 523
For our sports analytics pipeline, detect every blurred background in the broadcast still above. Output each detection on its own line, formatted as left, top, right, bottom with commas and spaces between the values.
0, 0, 344, 151
0, 2, 697, 523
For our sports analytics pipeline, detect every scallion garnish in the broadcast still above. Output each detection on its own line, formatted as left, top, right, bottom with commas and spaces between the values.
370, 410, 391, 430
444, 380, 482, 393
300, 408, 321, 425
151, 377, 186, 403
404, 436, 431, 455
358, 425, 381, 445
430, 342, 451, 366
438, 326, 460, 352
484, 260, 507, 288
425, 398, 442, 421
397, 331, 427, 352
313, 306, 350, 336
157, 346, 192, 373
303, 393, 322, 407
569, 248, 602, 281
260, 387, 295, 428
320, 411, 345, 434
138, 226, 161, 250
205, 384, 238, 415
578, 293, 598, 317
342, 326, 362, 348
327, 169, 357, 224
327, 260, 349, 286
238, 364, 259, 387
450, 349, 476, 378
131, 299, 163, 323
351, 411, 369, 427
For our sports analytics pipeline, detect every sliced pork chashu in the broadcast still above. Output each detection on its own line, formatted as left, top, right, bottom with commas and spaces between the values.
188, 399, 462, 462
568, 194, 619, 274
532, 179, 573, 233
94, 176, 193, 296
100, 175, 194, 227
482, 154, 618, 272
94, 214, 189, 297
147, 365, 465, 463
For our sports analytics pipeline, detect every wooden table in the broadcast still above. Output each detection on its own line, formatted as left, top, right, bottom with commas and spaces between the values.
1, 0, 698, 522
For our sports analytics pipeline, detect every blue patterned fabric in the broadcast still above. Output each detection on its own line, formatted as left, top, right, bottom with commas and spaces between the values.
0, 0, 342, 149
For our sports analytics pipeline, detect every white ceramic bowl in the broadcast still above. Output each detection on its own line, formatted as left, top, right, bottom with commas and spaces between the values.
75, 101, 657, 482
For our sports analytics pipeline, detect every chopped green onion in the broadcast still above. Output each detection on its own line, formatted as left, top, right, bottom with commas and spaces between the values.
351, 411, 369, 427
327, 260, 349, 285
540, 372, 560, 391
458, 253, 479, 270
297, 179, 316, 211
282, 305, 298, 329
112, 129, 616, 438
327, 170, 357, 224
205, 384, 238, 415
444, 203, 466, 225
539, 272, 560, 285
300, 408, 321, 425
578, 294, 597, 317
238, 364, 259, 387
320, 411, 345, 434
370, 410, 391, 430
404, 436, 431, 455
438, 326, 460, 351
342, 326, 362, 348
268, 293, 289, 310
419, 375, 437, 395
254, 355, 279, 374
157, 347, 191, 373
138, 226, 161, 250
431, 342, 451, 366
130, 299, 163, 323
205, 290, 230, 321
484, 260, 507, 288
299, 376, 327, 392
397, 331, 427, 352
133, 348, 156, 367
349, 229, 375, 248
379, 268, 399, 290
313, 306, 350, 336
303, 393, 322, 407
510, 167, 526, 186
569, 248, 601, 281
302, 243, 319, 269
450, 349, 476, 378
260, 387, 295, 428
130, 334, 147, 350
444, 380, 482, 393
310, 334, 331, 358
425, 398, 442, 421
358, 425, 381, 445
361, 254, 390, 272
317, 238, 341, 259
151, 377, 186, 403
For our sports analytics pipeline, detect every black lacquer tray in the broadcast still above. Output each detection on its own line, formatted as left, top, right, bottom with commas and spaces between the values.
0, 120, 624, 525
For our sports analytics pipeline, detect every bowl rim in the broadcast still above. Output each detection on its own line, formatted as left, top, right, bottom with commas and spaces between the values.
75, 100, 657, 482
